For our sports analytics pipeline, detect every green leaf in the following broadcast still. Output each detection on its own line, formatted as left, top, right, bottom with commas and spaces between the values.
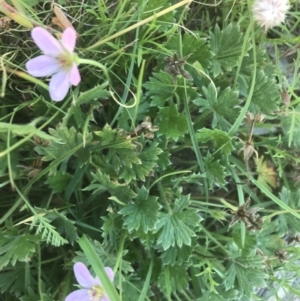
160, 245, 192, 266
45, 171, 73, 193
119, 139, 163, 182
165, 33, 212, 69
158, 103, 188, 140
69, 83, 110, 128
144, 71, 197, 107
209, 24, 245, 77
155, 195, 200, 250
0, 119, 57, 142
193, 84, 239, 130
93, 124, 140, 177
281, 104, 300, 147
28, 211, 68, 247
0, 264, 34, 296
239, 71, 280, 113
196, 128, 233, 156
119, 186, 160, 233
158, 264, 190, 293
85, 171, 136, 203
93, 125, 162, 182
144, 71, 175, 106
277, 187, 300, 236
34, 126, 91, 165
205, 154, 226, 187
46, 210, 78, 244
234, 222, 284, 258
223, 243, 266, 299
250, 71, 280, 113
101, 213, 124, 246
76, 82, 110, 106
0, 231, 39, 269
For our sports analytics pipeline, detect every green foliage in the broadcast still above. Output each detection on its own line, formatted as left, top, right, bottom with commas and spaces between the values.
45, 210, 78, 244
0, 231, 39, 269
119, 186, 160, 233
158, 103, 188, 140
155, 195, 201, 250
223, 243, 266, 299
210, 24, 246, 77
45, 171, 73, 192
281, 104, 300, 147
277, 187, 300, 235
120, 138, 163, 182
85, 171, 136, 203
0, 264, 35, 296
29, 212, 68, 247
165, 33, 212, 69
35, 125, 91, 165
134, 0, 174, 32
159, 245, 192, 265
0, 133, 20, 176
196, 128, 233, 156
247, 71, 280, 113
93, 125, 163, 182
0, 120, 57, 141
193, 84, 239, 130
71, 83, 111, 128
144, 71, 198, 107
204, 154, 226, 187
74, 240, 133, 274
2, 1, 300, 301
158, 264, 190, 293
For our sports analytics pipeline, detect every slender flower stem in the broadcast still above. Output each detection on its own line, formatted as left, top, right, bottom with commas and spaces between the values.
78, 58, 110, 82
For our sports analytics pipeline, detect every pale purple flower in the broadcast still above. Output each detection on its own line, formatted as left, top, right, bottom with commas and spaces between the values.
252, 0, 290, 32
26, 27, 81, 101
65, 262, 114, 301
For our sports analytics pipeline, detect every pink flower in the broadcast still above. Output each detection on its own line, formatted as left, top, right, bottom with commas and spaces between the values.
26, 27, 81, 101
65, 262, 114, 301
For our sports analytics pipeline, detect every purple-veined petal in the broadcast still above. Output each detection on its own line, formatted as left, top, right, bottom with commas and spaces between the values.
69, 63, 81, 86
61, 28, 77, 52
72, 262, 100, 288
31, 27, 63, 56
26, 55, 61, 77
65, 289, 90, 301
101, 294, 111, 301
104, 267, 114, 282
95, 276, 102, 287
49, 70, 70, 101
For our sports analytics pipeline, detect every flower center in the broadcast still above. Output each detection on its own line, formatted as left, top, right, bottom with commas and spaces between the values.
87, 285, 104, 301
58, 53, 74, 70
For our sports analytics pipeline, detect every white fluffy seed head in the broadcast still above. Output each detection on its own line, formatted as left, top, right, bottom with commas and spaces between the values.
252, 0, 290, 31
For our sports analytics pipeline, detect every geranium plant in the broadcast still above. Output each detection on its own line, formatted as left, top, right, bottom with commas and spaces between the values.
1, 0, 300, 300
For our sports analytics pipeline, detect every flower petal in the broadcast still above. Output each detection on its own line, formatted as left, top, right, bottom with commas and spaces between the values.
65, 289, 90, 301
101, 294, 110, 301
62, 28, 77, 52
26, 55, 61, 77
104, 267, 114, 282
49, 70, 70, 101
72, 262, 100, 288
69, 63, 81, 86
31, 27, 63, 56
